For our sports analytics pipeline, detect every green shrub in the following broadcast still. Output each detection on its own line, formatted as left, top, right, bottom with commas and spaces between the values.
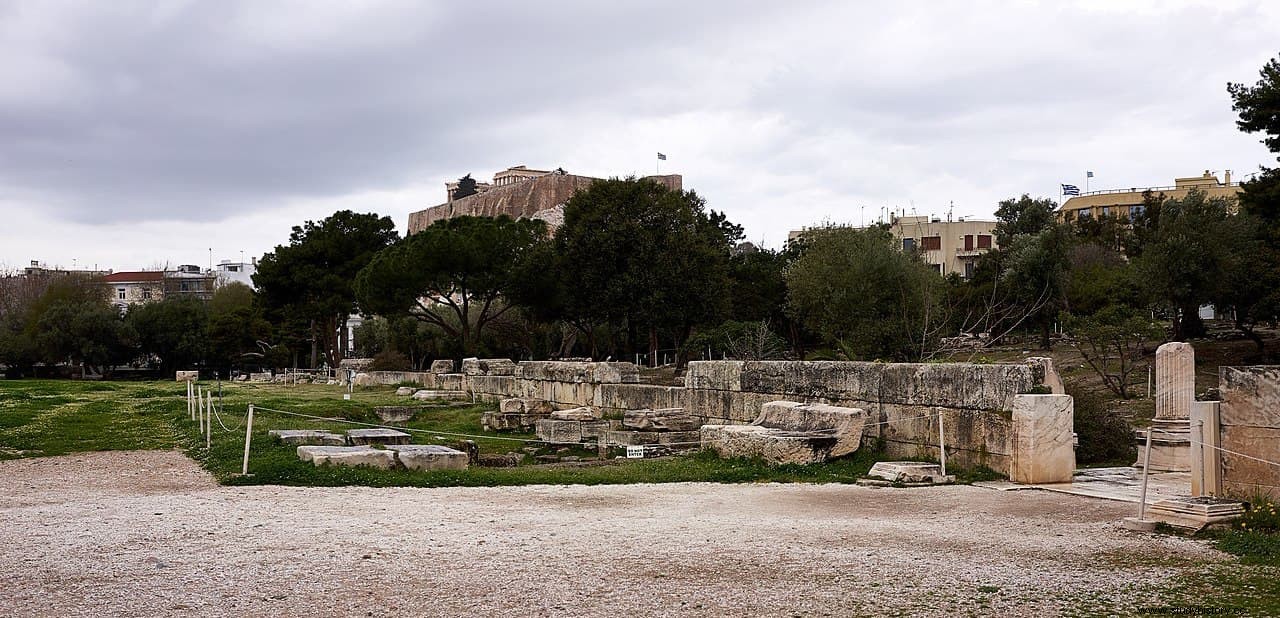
1068, 385, 1134, 465
368, 349, 411, 371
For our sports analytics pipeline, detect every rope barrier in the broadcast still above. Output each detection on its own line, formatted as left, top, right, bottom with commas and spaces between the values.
1147, 426, 1280, 470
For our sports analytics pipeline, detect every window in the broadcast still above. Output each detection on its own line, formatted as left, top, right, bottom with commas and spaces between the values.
976, 234, 992, 249
117, 288, 126, 300
1101, 206, 1111, 218
142, 289, 152, 300
902, 238, 916, 251
964, 260, 975, 279
1078, 209, 1093, 220
227, 265, 239, 272
931, 263, 942, 274
964, 235, 974, 251
921, 236, 942, 251
1129, 205, 1145, 221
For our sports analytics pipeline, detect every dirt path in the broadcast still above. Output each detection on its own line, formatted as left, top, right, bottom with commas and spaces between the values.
0, 451, 1223, 617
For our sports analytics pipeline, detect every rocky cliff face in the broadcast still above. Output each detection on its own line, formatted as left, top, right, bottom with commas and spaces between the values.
407, 174, 682, 234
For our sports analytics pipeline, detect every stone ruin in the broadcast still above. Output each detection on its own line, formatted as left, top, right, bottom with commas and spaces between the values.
273, 428, 470, 472
453, 356, 1074, 480
1136, 342, 1194, 472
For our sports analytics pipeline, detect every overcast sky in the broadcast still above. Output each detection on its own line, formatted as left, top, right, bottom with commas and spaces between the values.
2, 0, 1278, 271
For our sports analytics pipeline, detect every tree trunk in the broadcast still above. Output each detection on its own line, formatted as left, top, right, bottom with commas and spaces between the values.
649, 326, 659, 368
1039, 320, 1052, 351
309, 320, 318, 369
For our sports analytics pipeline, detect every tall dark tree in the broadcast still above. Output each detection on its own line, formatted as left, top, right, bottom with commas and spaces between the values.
786, 226, 946, 361
550, 178, 733, 364
993, 194, 1057, 247
452, 174, 479, 200
254, 210, 398, 368
354, 215, 546, 357
205, 283, 271, 375
1135, 189, 1234, 339
128, 296, 208, 375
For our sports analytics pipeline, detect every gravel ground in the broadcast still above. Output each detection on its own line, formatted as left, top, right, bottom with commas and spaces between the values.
0, 451, 1224, 617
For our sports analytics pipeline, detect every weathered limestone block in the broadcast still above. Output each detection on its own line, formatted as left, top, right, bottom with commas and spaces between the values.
269, 429, 346, 446
430, 359, 456, 374
175, 370, 198, 382
622, 408, 702, 431
1010, 394, 1075, 484
597, 384, 687, 412
469, 375, 519, 399
395, 386, 416, 396
351, 373, 377, 387
1155, 342, 1195, 421
550, 406, 602, 421
658, 431, 702, 448
387, 444, 469, 471
592, 362, 641, 384
517, 361, 595, 383
500, 398, 553, 415
435, 374, 465, 392
757, 401, 869, 458
700, 424, 837, 465
780, 361, 882, 401
536, 419, 584, 443
412, 389, 468, 401
605, 430, 662, 446
345, 428, 412, 446
867, 461, 954, 484
685, 388, 778, 423
297, 446, 396, 469
373, 406, 420, 423
1218, 366, 1280, 499
579, 420, 611, 440
249, 372, 273, 382
461, 358, 517, 376
482, 411, 547, 432
685, 361, 744, 391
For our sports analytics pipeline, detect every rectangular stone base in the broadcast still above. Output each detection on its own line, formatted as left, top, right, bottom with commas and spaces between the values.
1135, 422, 1191, 472
1147, 496, 1245, 529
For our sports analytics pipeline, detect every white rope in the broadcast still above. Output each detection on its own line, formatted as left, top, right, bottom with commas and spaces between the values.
1147, 427, 1280, 470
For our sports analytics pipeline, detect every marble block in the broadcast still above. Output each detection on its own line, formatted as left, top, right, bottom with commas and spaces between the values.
345, 428, 412, 446
296, 446, 396, 469
867, 461, 955, 484
269, 429, 346, 446
388, 444, 469, 471
1010, 394, 1075, 484
1155, 342, 1195, 421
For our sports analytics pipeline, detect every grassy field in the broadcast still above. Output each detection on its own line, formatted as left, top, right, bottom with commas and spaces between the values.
0, 378, 889, 487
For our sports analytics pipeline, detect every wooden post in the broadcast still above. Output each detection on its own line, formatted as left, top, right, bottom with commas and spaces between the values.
197, 386, 205, 435
187, 381, 194, 421
205, 391, 212, 449
241, 404, 255, 475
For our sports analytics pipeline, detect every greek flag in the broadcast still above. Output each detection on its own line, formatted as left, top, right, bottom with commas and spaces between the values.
657, 152, 667, 161
1062, 184, 1080, 196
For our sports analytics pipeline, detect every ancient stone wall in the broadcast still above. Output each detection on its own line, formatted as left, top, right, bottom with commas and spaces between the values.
459, 358, 1064, 477
1218, 366, 1280, 500
407, 174, 683, 234
682, 360, 1056, 474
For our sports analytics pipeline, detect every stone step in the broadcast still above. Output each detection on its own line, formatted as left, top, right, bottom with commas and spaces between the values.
345, 428, 412, 446
269, 429, 346, 446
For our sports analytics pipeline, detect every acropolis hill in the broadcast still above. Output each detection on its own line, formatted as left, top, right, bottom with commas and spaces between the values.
407, 165, 682, 233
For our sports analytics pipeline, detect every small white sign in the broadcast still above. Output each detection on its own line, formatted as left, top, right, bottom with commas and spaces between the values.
343, 394, 351, 401
626, 446, 645, 459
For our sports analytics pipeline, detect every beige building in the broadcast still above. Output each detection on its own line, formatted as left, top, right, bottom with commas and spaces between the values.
103, 266, 216, 312
789, 215, 998, 279
1059, 170, 1242, 221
